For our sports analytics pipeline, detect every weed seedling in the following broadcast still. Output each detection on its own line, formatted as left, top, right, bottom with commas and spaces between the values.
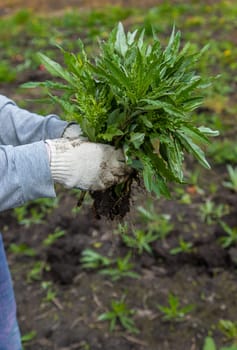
218, 319, 237, 342
9, 243, 36, 257
157, 293, 194, 322
219, 221, 237, 248
100, 252, 140, 281
41, 281, 57, 304
21, 330, 37, 347
199, 200, 229, 225
27, 261, 49, 282
169, 237, 193, 255
98, 296, 139, 333
137, 203, 173, 239
43, 228, 65, 246
121, 228, 159, 255
80, 249, 111, 269
223, 165, 237, 192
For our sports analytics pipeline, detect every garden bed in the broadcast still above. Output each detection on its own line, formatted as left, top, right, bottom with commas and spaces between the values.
1, 1, 237, 349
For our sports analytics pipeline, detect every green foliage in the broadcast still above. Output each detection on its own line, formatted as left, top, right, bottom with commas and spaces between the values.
121, 228, 159, 255
9, 243, 36, 257
80, 249, 111, 269
137, 203, 173, 239
21, 330, 37, 344
157, 293, 194, 322
13, 197, 58, 227
169, 237, 193, 255
223, 165, 237, 192
23, 22, 218, 198
0, 61, 16, 82
98, 296, 139, 333
27, 261, 49, 282
203, 337, 217, 350
219, 222, 237, 249
218, 319, 237, 342
208, 140, 237, 165
41, 281, 57, 304
100, 252, 140, 281
43, 228, 65, 246
203, 336, 237, 350
80, 249, 139, 281
199, 200, 229, 225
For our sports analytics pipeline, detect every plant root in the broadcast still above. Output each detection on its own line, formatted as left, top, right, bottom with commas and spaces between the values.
90, 177, 134, 220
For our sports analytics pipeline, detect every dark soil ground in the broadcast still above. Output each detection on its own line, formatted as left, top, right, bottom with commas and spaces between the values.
1, 1, 237, 350
2, 167, 237, 350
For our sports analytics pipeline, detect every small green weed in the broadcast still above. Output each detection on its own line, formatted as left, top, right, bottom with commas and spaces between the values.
199, 200, 229, 225
223, 165, 237, 192
218, 319, 237, 343
98, 296, 139, 333
21, 330, 37, 348
157, 293, 194, 322
80, 249, 111, 269
137, 203, 173, 239
41, 281, 57, 304
13, 198, 58, 227
169, 237, 193, 255
208, 140, 237, 165
121, 228, 159, 255
43, 228, 65, 246
27, 261, 49, 282
100, 252, 140, 281
219, 221, 237, 248
9, 243, 36, 257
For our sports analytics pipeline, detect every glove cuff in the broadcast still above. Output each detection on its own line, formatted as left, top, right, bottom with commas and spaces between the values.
45, 139, 74, 186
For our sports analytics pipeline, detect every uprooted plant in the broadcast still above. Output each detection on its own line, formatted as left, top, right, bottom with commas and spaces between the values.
23, 22, 218, 219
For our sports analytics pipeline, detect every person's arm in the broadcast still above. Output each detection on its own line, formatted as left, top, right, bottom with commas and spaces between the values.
0, 137, 131, 212
0, 141, 55, 212
0, 95, 68, 146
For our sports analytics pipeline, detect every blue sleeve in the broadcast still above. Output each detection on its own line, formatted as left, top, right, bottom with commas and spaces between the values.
0, 141, 56, 212
0, 95, 68, 146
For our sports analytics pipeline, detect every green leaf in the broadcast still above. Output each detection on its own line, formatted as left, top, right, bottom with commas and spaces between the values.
37, 53, 75, 86
198, 126, 219, 137
143, 162, 153, 192
100, 126, 124, 142
130, 132, 145, 149
115, 22, 128, 57
176, 130, 210, 169
203, 337, 217, 350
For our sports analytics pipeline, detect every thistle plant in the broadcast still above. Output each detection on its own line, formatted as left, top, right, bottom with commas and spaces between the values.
23, 22, 218, 218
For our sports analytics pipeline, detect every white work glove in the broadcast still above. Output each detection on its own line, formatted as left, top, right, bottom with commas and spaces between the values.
62, 123, 83, 139
45, 138, 130, 191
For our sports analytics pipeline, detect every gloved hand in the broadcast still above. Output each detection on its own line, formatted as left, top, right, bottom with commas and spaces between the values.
45, 138, 131, 191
